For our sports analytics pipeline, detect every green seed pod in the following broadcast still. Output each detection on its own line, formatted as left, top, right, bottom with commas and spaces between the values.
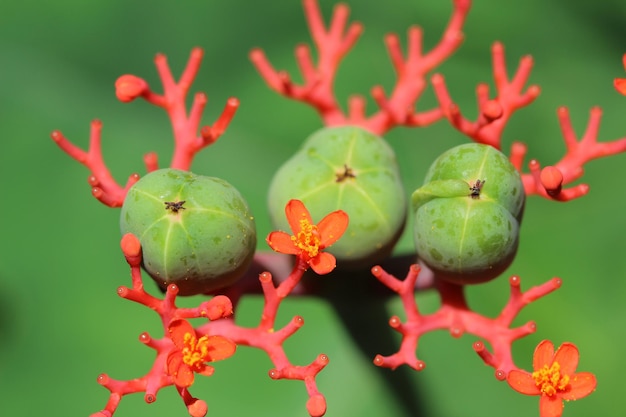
120, 168, 256, 295
412, 143, 525, 284
268, 126, 406, 267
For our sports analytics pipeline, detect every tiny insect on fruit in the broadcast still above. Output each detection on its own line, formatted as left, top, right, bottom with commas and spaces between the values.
120, 168, 257, 295
412, 143, 525, 284
469, 179, 485, 199
164, 200, 186, 213
268, 126, 406, 268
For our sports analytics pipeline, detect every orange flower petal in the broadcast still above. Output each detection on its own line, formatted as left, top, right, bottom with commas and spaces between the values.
507, 369, 541, 396
614, 78, 626, 95
267, 231, 300, 255
317, 210, 349, 248
533, 340, 555, 370
560, 372, 597, 401
552, 342, 579, 376
285, 199, 313, 235
309, 252, 337, 275
174, 364, 195, 387
539, 393, 564, 417
167, 351, 183, 376
168, 319, 196, 350
167, 351, 195, 387
206, 335, 237, 361
197, 365, 215, 377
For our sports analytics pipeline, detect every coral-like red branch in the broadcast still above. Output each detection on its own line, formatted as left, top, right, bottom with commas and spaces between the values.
251, 0, 471, 136
511, 106, 626, 201
93, 234, 329, 417
432, 41, 540, 148
371, 265, 561, 379
434, 43, 626, 202
204, 266, 330, 417
51, 120, 140, 207
614, 53, 626, 95
91, 234, 235, 417
52, 48, 239, 207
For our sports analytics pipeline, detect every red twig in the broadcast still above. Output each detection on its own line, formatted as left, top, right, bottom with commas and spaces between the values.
251, 0, 471, 136
92, 234, 234, 417
51, 120, 140, 207
614, 53, 626, 95
511, 106, 626, 201
92, 235, 328, 417
432, 41, 540, 148
52, 48, 239, 207
434, 42, 626, 202
371, 265, 561, 379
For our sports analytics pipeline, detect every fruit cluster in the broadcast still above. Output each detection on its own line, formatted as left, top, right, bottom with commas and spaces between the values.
49, 0, 625, 416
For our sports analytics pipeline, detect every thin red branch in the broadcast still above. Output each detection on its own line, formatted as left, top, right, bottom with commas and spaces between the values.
251, 0, 471, 136
53, 48, 239, 207
372, 265, 561, 378
118, 48, 239, 170
614, 52, 626, 95
94, 234, 329, 417
515, 107, 626, 201
51, 120, 139, 207
201, 261, 329, 417
432, 41, 540, 148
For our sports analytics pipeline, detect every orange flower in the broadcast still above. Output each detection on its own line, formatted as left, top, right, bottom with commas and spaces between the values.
507, 340, 597, 417
166, 319, 236, 387
266, 199, 349, 274
614, 53, 626, 95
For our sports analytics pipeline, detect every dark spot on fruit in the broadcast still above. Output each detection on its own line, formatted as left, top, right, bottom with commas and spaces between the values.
469, 179, 485, 199
336, 164, 356, 183
164, 201, 186, 213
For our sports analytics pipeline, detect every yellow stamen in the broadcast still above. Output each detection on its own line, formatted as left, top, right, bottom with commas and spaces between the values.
532, 362, 570, 396
182, 332, 212, 370
291, 218, 321, 258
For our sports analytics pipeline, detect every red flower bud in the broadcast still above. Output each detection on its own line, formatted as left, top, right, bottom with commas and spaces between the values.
115, 74, 148, 102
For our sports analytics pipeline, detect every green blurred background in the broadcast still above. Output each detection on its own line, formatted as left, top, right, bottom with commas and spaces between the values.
1, 0, 625, 416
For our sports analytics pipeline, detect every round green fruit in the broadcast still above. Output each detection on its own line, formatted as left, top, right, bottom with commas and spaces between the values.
412, 143, 525, 284
120, 168, 256, 295
268, 126, 406, 267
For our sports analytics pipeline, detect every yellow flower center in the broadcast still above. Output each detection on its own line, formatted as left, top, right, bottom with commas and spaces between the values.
532, 362, 570, 396
182, 332, 212, 370
291, 218, 321, 258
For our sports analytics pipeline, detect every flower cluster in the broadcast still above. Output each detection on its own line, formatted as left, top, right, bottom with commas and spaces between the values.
50, 1, 626, 417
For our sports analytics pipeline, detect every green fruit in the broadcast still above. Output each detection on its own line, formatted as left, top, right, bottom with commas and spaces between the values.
412, 143, 525, 284
268, 126, 406, 267
120, 168, 256, 295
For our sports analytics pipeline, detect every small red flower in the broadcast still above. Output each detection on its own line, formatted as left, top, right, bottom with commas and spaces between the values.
166, 319, 236, 387
266, 199, 349, 274
614, 53, 626, 95
507, 340, 597, 417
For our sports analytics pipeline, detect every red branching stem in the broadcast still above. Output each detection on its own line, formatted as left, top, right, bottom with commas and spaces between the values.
96, 235, 327, 417
53, 48, 239, 207
197, 260, 330, 415
372, 265, 561, 378
432, 41, 540, 148
51, 121, 139, 207
126, 48, 240, 170
251, 0, 471, 135
517, 106, 626, 201
434, 43, 626, 201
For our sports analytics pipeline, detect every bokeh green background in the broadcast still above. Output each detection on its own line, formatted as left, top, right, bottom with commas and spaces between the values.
1, 0, 625, 416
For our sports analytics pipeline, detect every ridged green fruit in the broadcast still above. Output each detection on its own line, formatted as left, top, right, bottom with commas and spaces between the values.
268, 126, 406, 267
412, 143, 525, 284
120, 169, 256, 295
